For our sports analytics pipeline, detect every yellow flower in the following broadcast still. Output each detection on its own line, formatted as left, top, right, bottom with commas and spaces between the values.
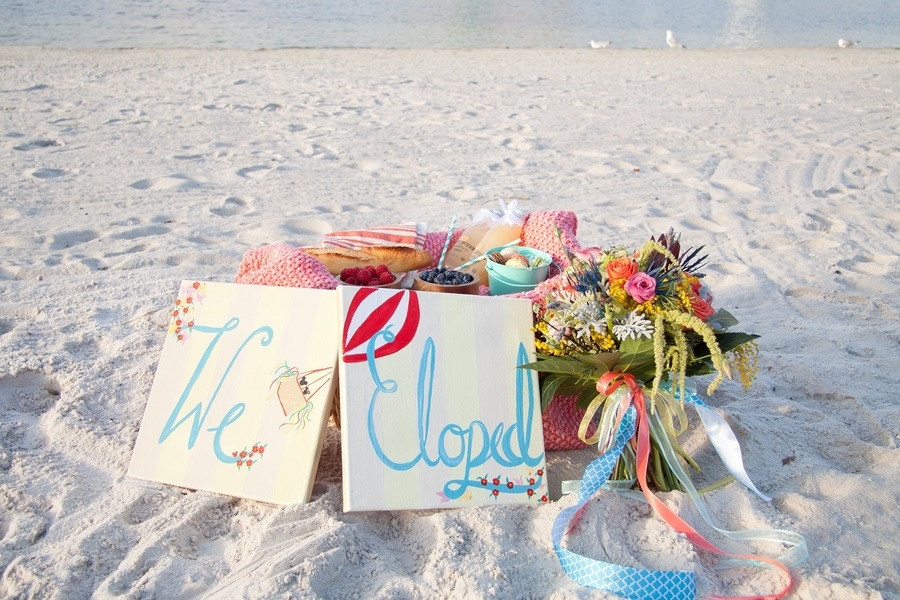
592, 331, 617, 351
729, 341, 759, 389
676, 280, 695, 313
638, 298, 661, 318
607, 280, 635, 309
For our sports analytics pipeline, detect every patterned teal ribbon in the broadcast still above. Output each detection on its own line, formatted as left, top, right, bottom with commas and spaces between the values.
553, 390, 808, 599
552, 407, 697, 599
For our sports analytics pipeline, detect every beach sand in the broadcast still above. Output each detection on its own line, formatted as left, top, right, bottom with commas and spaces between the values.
0, 47, 898, 599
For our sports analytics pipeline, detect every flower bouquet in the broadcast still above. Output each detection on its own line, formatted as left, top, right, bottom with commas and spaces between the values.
522, 229, 760, 492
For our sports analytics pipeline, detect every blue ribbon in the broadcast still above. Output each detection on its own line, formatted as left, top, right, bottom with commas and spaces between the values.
552, 407, 697, 600
553, 389, 808, 599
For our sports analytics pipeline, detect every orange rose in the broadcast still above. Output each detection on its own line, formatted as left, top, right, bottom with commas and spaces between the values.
606, 257, 638, 281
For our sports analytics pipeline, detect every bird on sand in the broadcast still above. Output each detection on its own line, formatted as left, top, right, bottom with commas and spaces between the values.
590, 40, 611, 49
666, 30, 685, 48
838, 38, 855, 48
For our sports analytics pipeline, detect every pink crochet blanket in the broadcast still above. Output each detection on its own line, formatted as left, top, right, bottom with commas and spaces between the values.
234, 210, 591, 450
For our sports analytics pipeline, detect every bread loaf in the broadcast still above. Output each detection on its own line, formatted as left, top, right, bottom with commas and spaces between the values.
302, 246, 433, 274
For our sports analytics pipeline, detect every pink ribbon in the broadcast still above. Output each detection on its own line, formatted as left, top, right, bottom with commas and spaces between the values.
596, 372, 795, 600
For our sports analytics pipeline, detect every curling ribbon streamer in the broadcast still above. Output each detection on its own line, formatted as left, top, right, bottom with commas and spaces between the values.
680, 386, 771, 502
553, 372, 805, 600
553, 406, 695, 599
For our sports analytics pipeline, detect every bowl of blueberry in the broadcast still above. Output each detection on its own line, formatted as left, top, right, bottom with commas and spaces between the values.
413, 267, 480, 294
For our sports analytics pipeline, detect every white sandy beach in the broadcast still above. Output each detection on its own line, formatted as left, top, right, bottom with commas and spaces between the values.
0, 47, 898, 599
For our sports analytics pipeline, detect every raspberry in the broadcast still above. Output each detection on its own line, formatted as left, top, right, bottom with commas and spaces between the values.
375, 264, 389, 275
378, 271, 394, 284
344, 277, 358, 285
356, 272, 372, 284
365, 278, 380, 286
340, 267, 359, 281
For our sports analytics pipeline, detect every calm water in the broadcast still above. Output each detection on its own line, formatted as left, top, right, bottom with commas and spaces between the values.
1, 0, 898, 49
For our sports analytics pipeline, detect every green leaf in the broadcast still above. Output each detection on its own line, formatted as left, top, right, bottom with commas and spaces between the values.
519, 356, 594, 378
691, 331, 760, 362
706, 309, 739, 331
684, 362, 715, 378
540, 374, 566, 412
575, 352, 622, 371
625, 365, 659, 384
715, 331, 760, 353
619, 336, 654, 355
577, 388, 603, 410
614, 338, 656, 381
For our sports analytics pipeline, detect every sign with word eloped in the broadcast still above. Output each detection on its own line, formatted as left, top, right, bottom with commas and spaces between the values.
127, 281, 339, 505
338, 287, 547, 511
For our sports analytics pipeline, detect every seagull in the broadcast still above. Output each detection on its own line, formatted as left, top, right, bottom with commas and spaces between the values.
838, 38, 855, 48
666, 30, 685, 48
590, 40, 611, 49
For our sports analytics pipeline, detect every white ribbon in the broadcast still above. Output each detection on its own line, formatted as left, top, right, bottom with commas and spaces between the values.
472, 198, 526, 227
690, 400, 771, 502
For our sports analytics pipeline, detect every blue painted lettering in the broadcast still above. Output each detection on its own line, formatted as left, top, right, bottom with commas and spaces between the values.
365, 329, 544, 499
158, 318, 273, 463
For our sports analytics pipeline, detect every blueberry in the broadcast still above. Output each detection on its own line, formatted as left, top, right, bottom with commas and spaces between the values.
419, 267, 475, 286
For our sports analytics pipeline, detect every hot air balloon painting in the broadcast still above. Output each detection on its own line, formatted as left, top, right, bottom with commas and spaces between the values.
128, 281, 340, 505
341, 287, 420, 363
338, 287, 547, 512
271, 363, 333, 432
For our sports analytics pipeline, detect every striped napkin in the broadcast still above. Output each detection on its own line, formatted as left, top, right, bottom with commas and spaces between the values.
322, 222, 427, 250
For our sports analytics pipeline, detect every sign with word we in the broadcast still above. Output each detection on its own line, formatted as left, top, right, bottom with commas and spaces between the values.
338, 287, 547, 511
127, 281, 339, 505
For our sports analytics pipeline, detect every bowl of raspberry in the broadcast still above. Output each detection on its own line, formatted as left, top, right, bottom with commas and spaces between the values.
338, 265, 402, 289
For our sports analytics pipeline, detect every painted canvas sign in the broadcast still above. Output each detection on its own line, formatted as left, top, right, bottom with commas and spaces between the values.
338, 287, 547, 512
127, 281, 339, 505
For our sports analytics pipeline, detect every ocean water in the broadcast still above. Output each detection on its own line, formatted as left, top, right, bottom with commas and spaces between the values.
1, 0, 898, 50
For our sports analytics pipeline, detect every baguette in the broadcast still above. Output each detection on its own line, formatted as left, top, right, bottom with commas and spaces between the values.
302, 245, 433, 275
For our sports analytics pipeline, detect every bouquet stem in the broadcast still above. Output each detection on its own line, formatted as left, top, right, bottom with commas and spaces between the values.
610, 441, 685, 493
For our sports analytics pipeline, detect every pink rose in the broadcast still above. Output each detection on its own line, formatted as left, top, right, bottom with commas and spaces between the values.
624, 272, 657, 303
